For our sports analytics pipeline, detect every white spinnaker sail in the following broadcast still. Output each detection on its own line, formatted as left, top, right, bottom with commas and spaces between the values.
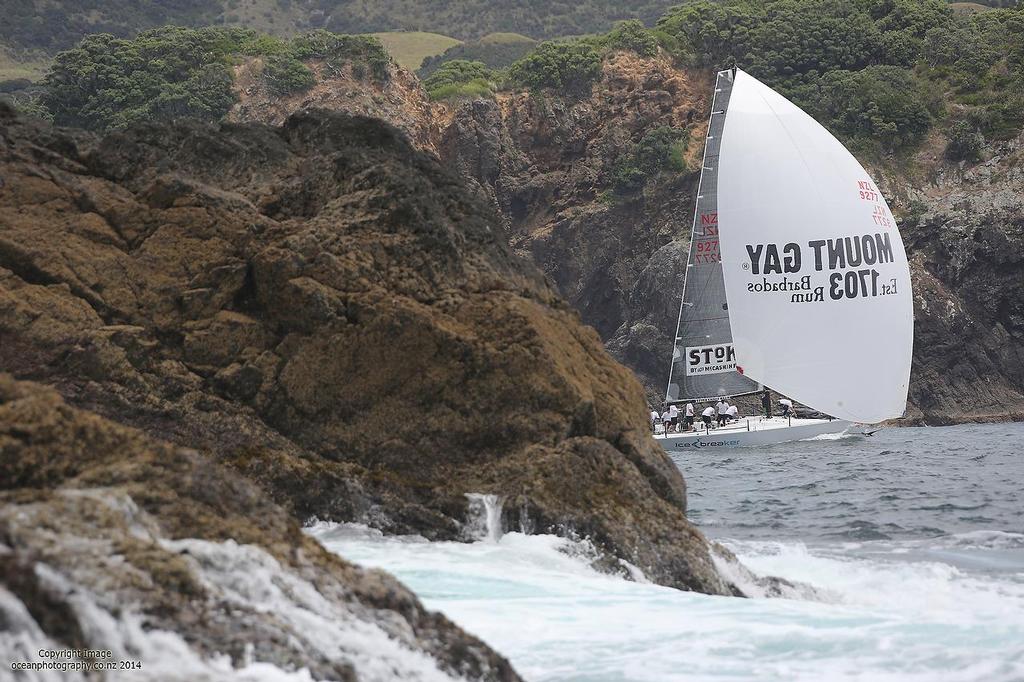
717, 69, 913, 424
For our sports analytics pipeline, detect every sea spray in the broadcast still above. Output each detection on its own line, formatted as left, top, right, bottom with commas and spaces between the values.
311, 525, 1024, 682
465, 493, 503, 543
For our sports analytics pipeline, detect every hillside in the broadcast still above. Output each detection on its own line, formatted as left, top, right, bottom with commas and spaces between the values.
7, 2, 1024, 424
370, 31, 462, 70
212, 5, 1024, 424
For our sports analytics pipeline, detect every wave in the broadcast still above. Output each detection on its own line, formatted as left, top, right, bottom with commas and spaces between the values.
310, 524, 1024, 682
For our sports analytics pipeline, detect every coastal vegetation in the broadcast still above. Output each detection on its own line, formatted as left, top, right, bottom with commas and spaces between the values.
422, 60, 496, 100
654, 0, 1024, 152
39, 26, 389, 131
612, 126, 691, 195
9, 0, 1022, 155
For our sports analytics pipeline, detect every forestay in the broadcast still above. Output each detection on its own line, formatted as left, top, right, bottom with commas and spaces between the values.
666, 70, 761, 403
717, 69, 914, 424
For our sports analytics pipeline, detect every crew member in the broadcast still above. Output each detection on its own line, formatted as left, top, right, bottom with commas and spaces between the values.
668, 403, 680, 433
716, 399, 730, 426
661, 407, 673, 433
684, 402, 695, 431
761, 388, 773, 418
701, 404, 716, 429
726, 403, 739, 422
779, 397, 793, 417
650, 408, 660, 432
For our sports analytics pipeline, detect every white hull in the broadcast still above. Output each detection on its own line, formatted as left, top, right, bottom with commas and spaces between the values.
654, 417, 853, 450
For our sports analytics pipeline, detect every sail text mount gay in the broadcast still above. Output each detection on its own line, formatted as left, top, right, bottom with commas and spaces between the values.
664, 68, 914, 431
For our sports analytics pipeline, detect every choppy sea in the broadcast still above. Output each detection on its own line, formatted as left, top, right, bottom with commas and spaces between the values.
310, 422, 1024, 682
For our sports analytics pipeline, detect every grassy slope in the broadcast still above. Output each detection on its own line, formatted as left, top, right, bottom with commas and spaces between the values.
370, 31, 462, 69
0, 49, 50, 82
478, 32, 536, 44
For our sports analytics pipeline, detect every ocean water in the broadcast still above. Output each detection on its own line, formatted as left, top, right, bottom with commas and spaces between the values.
310, 422, 1024, 682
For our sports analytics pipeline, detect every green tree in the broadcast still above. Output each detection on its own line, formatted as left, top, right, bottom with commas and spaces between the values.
508, 41, 603, 94
602, 20, 659, 58
41, 27, 246, 131
422, 60, 495, 100
263, 55, 316, 96
811, 66, 935, 149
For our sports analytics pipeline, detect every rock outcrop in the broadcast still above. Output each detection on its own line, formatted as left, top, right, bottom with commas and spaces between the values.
896, 132, 1024, 423
0, 375, 518, 680
0, 101, 740, 613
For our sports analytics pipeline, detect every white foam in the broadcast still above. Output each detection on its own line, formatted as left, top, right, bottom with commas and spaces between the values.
1, 536, 467, 682
309, 523, 1024, 682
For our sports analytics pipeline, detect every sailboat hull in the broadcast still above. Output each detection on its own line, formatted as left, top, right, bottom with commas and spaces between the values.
654, 417, 853, 450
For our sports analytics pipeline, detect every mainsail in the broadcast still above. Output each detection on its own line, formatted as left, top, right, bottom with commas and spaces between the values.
716, 69, 914, 424
666, 70, 761, 403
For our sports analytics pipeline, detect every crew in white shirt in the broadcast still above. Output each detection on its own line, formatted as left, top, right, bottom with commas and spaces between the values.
701, 405, 716, 428
716, 399, 730, 427
779, 398, 794, 417
668, 403, 680, 432
684, 402, 695, 431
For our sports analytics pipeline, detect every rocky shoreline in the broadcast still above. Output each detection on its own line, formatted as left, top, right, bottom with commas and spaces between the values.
0, 103, 763, 676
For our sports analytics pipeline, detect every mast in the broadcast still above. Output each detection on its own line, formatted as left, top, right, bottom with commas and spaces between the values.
665, 69, 761, 405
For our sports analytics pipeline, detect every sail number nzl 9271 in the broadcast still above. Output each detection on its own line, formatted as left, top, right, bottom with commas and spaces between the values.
743, 232, 899, 304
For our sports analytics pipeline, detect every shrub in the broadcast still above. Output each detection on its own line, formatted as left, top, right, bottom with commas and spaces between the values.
602, 20, 659, 58
263, 55, 315, 95
422, 60, 495, 100
945, 120, 984, 162
508, 41, 602, 95
289, 30, 390, 81
612, 127, 689, 194
419, 34, 536, 76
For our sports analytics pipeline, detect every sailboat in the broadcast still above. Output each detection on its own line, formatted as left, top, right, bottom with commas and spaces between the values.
654, 68, 914, 450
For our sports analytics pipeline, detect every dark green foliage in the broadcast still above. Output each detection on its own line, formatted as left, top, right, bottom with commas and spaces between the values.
263, 55, 316, 95
601, 20, 659, 58
41, 27, 245, 131
810, 66, 935, 149
419, 35, 537, 76
3, 92, 53, 122
612, 127, 689, 194
39, 26, 394, 132
508, 41, 603, 94
945, 120, 984, 161
422, 60, 495, 100
654, 0, 1024, 151
321, 1, 680, 41
289, 30, 390, 81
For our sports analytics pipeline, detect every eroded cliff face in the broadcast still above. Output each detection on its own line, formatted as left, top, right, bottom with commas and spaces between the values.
224, 52, 1024, 423
229, 58, 452, 154
0, 103, 744, 609
897, 133, 1024, 423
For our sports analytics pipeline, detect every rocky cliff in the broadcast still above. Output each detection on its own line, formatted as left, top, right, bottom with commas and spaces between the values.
225, 52, 1024, 424
0, 101, 755, 675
